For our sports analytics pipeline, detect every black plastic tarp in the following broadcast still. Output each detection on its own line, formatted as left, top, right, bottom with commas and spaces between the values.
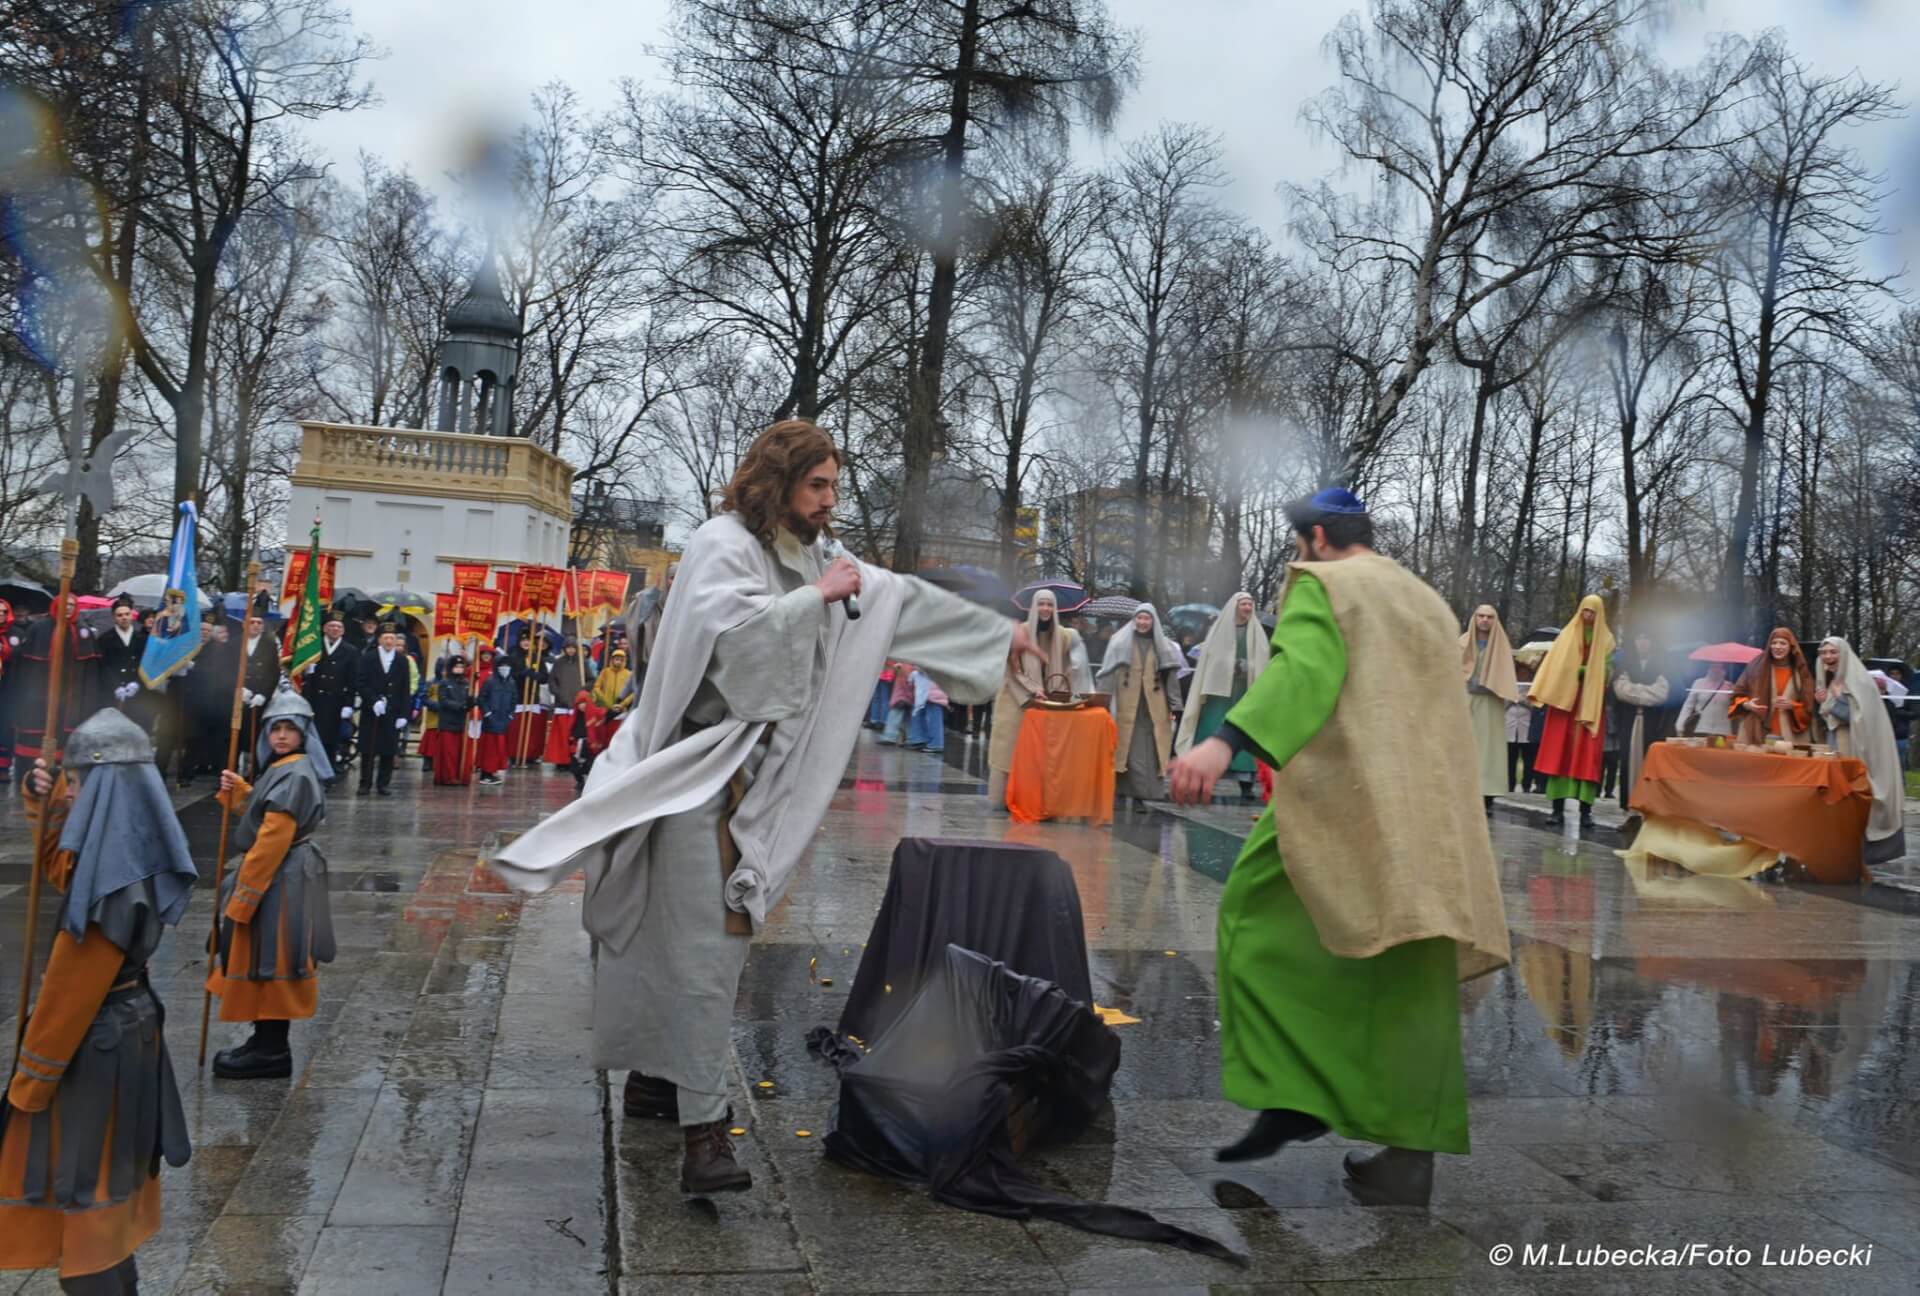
839, 837, 1093, 1044
809, 945, 1241, 1262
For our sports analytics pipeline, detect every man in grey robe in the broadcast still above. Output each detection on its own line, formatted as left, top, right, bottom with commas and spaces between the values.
490, 419, 1040, 1195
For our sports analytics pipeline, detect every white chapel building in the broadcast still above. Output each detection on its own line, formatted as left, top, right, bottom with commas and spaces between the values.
286, 253, 573, 595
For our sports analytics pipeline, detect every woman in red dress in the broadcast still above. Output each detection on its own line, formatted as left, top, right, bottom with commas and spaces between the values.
1526, 595, 1614, 829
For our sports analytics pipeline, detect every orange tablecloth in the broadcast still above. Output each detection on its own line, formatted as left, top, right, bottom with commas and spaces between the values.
1628, 742, 1871, 883
1007, 706, 1116, 825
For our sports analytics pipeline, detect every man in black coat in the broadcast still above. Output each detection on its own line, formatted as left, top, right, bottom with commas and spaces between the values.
181, 623, 234, 786
236, 605, 283, 775
356, 621, 414, 796
303, 610, 360, 783
91, 593, 151, 718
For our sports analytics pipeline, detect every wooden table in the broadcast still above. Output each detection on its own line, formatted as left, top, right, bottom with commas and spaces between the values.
1628, 741, 1872, 882
1007, 705, 1117, 825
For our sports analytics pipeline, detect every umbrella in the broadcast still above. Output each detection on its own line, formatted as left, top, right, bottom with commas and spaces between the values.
0, 575, 52, 612
1012, 580, 1088, 613
918, 566, 1019, 617
330, 586, 370, 608
1514, 639, 1555, 666
218, 592, 284, 624
1166, 603, 1219, 636
1689, 642, 1763, 666
107, 573, 213, 611
1869, 669, 1909, 701
1082, 594, 1146, 619
372, 587, 433, 616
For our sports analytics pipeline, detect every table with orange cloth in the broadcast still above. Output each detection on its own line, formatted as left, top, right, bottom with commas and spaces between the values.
1006, 705, 1117, 826
1628, 741, 1872, 883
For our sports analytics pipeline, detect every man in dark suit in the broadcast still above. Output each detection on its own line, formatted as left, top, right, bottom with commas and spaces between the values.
303, 610, 360, 784
91, 593, 149, 717
355, 621, 413, 796
181, 623, 233, 786
237, 602, 283, 775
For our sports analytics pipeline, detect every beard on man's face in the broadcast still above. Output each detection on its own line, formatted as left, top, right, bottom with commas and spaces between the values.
786, 507, 830, 545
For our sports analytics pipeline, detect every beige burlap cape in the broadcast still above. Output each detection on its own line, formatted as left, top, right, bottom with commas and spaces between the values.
1267, 554, 1513, 981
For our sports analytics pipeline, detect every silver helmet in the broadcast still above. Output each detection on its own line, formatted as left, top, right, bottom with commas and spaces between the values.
260, 682, 315, 728
64, 708, 155, 768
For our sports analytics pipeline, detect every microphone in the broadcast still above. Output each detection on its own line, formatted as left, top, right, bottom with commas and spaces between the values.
820, 534, 861, 620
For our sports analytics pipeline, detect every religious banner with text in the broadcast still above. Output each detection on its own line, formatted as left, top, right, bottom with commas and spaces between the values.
451, 562, 489, 592
589, 569, 630, 611
493, 568, 526, 616
281, 550, 337, 604
519, 565, 565, 615
455, 587, 505, 640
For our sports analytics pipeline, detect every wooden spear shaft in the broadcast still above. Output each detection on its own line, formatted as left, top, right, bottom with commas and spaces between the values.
11, 537, 80, 1069
198, 560, 262, 1068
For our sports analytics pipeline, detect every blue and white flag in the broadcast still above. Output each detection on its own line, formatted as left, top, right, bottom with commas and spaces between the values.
140, 501, 205, 687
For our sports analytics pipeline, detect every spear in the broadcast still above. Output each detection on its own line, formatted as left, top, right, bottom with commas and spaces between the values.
11, 371, 97, 1070
198, 560, 262, 1068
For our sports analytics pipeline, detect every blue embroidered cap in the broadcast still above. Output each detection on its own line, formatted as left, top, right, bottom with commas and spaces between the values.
1309, 487, 1368, 515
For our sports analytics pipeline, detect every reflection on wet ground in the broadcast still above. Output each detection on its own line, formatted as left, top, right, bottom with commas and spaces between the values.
0, 730, 1916, 1292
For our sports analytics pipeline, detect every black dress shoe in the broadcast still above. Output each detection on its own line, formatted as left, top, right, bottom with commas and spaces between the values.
356, 785, 371, 798
1216, 1108, 1328, 1162
377, 786, 393, 797
213, 1042, 293, 1080
681, 1121, 752, 1195
1343, 1146, 1434, 1207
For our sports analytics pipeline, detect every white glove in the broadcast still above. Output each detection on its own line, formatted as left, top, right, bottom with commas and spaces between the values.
373, 698, 388, 717
241, 689, 256, 706
77, 626, 93, 639
249, 692, 265, 708
340, 706, 353, 719
395, 716, 408, 731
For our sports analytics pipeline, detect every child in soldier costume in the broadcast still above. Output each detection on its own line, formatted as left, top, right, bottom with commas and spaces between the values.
3, 709, 196, 1294
204, 686, 336, 1080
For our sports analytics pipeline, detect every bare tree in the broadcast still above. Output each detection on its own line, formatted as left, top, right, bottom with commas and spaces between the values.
1298, 0, 1741, 482
1090, 124, 1225, 596
1704, 38, 1898, 625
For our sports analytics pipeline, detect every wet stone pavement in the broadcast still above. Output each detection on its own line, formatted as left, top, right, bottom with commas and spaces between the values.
0, 733, 1915, 1294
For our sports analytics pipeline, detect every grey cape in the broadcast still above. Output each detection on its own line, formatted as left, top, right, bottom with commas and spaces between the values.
214, 754, 336, 984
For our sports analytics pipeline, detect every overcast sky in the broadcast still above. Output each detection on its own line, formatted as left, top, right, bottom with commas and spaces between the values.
303, 0, 1918, 250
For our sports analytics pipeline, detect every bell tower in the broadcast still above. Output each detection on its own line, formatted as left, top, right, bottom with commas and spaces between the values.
433, 247, 521, 437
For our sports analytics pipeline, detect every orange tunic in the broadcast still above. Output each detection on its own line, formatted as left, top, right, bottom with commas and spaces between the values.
203, 767, 319, 1021
1731, 665, 1810, 739
0, 788, 164, 1277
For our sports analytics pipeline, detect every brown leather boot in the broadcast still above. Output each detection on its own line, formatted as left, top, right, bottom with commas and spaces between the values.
680, 1121, 752, 1195
1342, 1146, 1434, 1207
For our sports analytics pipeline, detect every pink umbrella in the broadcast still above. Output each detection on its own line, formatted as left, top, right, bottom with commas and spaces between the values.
1689, 642, 1763, 666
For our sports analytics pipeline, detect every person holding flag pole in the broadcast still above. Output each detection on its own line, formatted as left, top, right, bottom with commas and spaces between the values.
282, 519, 327, 695
197, 562, 268, 1068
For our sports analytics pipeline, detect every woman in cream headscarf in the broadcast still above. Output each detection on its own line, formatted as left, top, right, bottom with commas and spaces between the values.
1174, 592, 1271, 800
1815, 636, 1906, 864
1097, 604, 1185, 807
1526, 594, 1614, 829
986, 588, 1091, 808
1462, 605, 1519, 810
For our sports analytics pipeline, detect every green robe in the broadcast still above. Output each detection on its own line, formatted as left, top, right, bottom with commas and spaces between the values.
1216, 573, 1470, 1154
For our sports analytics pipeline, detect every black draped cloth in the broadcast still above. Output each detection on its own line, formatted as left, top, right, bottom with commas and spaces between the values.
838, 837, 1093, 1043
809, 945, 1238, 1262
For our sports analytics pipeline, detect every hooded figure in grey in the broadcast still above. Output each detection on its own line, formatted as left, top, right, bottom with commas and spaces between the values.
208, 684, 336, 1026
1, 707, 193, 1287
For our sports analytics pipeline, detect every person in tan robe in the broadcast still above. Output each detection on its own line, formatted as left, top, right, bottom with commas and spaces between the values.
1461, 605, 1518, 809
1096, 604, 1184, 808
986, 589, 1092, 809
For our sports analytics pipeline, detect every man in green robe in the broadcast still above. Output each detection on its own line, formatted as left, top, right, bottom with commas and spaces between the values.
1169, 489, 1512, 1207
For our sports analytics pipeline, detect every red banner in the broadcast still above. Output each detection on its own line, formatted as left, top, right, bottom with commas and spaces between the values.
433, 593, 460, 640
590, 569, 630, 610
282, 551, 337, 603
559, 568, 581, 614
455, 587, 504, 639
520, 565, 565, 614
451, 562, 489, 592
493, 568, 525, 615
